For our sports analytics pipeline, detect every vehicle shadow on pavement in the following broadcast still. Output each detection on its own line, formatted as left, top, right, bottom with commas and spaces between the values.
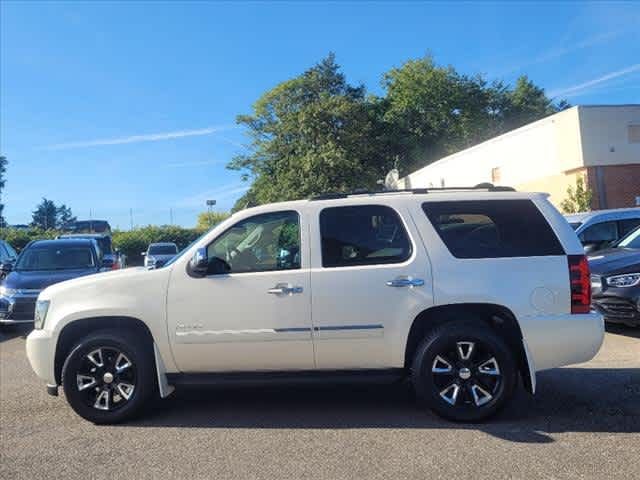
606, 323, 640, 339
129, 367, 640, 444
0, 324, 32, 343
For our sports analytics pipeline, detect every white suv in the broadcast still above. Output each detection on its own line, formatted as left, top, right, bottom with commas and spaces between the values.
26, 188, 604, 423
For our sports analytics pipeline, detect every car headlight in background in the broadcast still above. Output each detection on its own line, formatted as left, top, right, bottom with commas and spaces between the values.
34, 300, 50, 330
0, 286, 17, 297
606, 273, 640, 288
146, 256, 156, 264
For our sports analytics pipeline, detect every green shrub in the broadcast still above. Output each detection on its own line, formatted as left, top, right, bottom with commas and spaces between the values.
0, 226, 203, 266
0, 228, 58, 252
112, 225, 202, 266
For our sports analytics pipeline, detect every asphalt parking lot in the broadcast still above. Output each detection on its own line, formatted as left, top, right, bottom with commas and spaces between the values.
1, 325, 638, 480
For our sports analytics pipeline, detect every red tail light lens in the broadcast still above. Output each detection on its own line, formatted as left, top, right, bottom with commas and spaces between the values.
111, 261, 119, 270
568, 255, 591, 314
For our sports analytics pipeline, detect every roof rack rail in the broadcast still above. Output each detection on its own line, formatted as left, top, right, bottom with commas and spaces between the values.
309, 184, 515, 201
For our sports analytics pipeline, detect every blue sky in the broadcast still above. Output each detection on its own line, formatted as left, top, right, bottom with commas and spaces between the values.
1, 1, 639, 229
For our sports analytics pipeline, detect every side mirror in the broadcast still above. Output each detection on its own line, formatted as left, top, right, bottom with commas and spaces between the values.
187, 248, 209, 277
101, 258, 115, 270
583, 243, 598, 254
0, 262, 13, 274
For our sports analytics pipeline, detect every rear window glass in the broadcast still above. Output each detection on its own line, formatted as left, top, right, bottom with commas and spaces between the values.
422, 200, 564, 258
320, 205, 412, 267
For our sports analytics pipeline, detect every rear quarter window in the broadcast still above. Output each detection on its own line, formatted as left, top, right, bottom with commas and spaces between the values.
422, 200, 565, 258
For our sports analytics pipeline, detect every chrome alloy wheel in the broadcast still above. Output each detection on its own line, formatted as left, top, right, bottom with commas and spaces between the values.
431, 340, 502, 408
75, 347, 136, 411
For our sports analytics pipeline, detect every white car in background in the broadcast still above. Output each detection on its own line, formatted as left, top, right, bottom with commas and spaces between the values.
565, 208, 640, 253
26, 187, 603, 424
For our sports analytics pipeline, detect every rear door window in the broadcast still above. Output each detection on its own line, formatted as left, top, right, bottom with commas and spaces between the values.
422, 200, 564, 258
579, 221, 618, 244
618, 218, 640, 237
320, 205, 412, 267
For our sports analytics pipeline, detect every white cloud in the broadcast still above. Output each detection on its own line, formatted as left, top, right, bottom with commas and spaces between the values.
175, 183, 249, 208
44, 126, 232, 150
500, 30, 624, 75
549, 63, 640, 98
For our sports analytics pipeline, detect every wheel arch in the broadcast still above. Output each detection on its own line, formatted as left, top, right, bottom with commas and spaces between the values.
404, 303, 535, 394
54, 316, 157, 387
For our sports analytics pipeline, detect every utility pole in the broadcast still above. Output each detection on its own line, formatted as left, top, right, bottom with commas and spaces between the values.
169, 208, 174, 225
206, 199, 216, 227
129, 208, 134, 230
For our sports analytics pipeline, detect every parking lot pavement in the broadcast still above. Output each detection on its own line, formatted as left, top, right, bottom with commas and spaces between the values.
1, 326, 638, 480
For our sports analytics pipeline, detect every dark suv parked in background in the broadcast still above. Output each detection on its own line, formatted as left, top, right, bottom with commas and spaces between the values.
0, 239, 105, 326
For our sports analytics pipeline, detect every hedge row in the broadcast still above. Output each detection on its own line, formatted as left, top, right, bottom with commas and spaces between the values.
0, 226, 205, 266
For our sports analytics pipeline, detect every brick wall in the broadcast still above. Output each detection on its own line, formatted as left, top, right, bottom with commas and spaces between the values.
587, 164, 640, 209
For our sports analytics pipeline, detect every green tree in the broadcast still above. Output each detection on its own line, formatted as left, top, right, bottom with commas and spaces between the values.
0, 156, 7, 227
196, 211, 230, 230
561, 176, 593, 213
228, 54, 389, 210
56, 204, 76, 229
381, 58, 567, 172
31, 198, 58, 229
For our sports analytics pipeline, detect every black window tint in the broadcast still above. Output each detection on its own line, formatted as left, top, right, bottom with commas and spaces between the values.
422, 200, 564, 258
579, 221, 617, 243
320, 205, 412, 268
619, 218, 640, 237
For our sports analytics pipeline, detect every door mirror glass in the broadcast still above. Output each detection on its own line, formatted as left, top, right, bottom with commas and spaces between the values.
188, 248, 209, 277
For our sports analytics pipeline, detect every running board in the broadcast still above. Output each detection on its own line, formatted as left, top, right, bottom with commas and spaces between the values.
166, 369, 406, 388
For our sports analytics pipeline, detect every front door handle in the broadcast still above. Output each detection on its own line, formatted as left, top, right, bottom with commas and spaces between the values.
386, 277, 424, 288
268, 283, 304, 295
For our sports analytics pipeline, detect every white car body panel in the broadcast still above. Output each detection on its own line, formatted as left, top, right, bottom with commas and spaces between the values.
26, 191, 604, 397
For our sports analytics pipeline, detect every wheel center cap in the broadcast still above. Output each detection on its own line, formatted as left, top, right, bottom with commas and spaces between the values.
458, 367, 472, 380
103, 372, 114, 384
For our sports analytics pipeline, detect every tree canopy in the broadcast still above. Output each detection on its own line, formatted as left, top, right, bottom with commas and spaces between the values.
31, 198, 76, 229
228, 54, 567, 210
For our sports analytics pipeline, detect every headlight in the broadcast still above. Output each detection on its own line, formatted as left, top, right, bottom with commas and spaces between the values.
0, 286, 17, 297
606, 273, 640, 288
34, 300, 50, 330
146, 256, 156, 264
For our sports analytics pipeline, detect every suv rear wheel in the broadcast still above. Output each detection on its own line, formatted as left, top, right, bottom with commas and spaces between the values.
411, 321, 517, 422
61, 331, 155, 424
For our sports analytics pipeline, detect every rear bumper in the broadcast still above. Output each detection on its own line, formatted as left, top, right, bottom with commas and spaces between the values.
520, 312, 604, 371
25, 329, 57, 386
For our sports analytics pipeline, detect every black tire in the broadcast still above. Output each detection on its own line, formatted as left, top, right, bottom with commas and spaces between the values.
61, 330, 156, 424
411, 320, 517, 422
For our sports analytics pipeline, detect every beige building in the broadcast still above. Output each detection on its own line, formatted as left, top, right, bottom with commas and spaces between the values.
400, 105, 640, 210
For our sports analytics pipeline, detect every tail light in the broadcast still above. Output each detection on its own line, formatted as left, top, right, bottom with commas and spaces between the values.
111, 261, 119, 270
568, 255, 591, 314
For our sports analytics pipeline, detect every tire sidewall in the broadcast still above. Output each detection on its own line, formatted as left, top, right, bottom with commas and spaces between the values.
61, 332, 154, 424
412, 323, 517, 422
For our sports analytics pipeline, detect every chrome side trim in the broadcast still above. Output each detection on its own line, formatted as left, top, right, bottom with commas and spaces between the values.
314, 324, 383, 331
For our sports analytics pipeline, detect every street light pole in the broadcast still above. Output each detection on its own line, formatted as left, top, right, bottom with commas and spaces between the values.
206, 199, 216, 227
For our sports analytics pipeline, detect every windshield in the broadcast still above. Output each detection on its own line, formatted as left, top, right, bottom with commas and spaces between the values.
617, 226, 640, 249
15, 245, 95, 271
569, 222, 582, 230
61, 236, 112, 254
149, 244, 178, 255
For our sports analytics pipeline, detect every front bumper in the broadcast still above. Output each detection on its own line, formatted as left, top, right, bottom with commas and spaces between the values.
592, 296, 640, 327
0, 293, 37, 324
25, 329, 57, 386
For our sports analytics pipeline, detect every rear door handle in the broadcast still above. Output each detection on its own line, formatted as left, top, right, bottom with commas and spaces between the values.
268, 283, 304, 295
386, 277, 424, 288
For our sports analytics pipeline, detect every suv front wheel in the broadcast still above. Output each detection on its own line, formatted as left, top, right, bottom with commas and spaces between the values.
61, 331, 155, 424
411, 321, 517, 422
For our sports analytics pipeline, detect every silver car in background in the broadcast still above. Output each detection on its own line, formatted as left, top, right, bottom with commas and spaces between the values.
143, 242, 178, 268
